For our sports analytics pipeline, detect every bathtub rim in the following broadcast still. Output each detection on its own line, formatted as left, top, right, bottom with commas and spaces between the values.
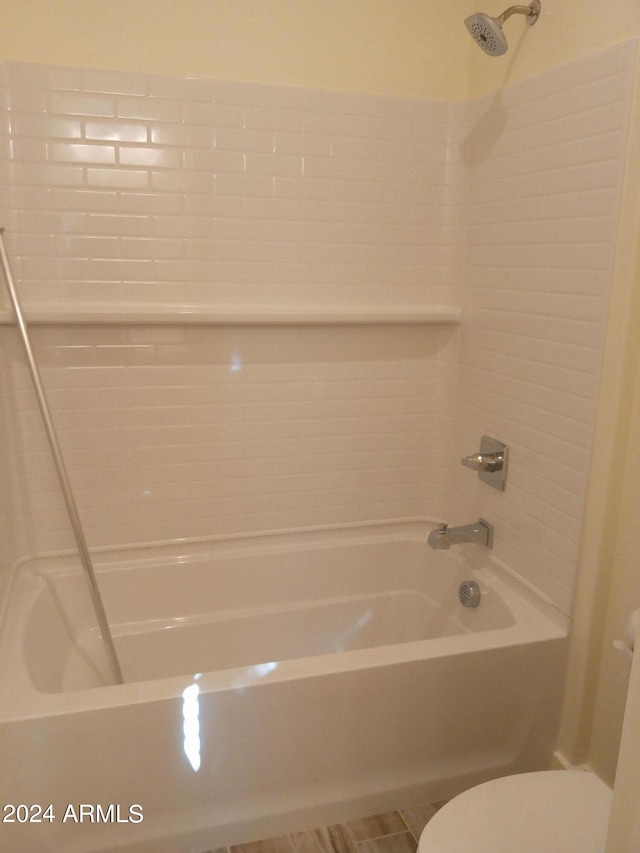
0, 518, 569, 723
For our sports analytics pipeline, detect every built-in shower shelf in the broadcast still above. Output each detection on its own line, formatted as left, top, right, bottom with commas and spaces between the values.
0, 304, 462, 326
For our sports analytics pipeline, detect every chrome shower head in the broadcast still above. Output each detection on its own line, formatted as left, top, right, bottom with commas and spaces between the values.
465, 1, 541, 57
465, 13, 508, 56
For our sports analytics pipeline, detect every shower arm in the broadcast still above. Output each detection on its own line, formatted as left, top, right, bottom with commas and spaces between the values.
0, 229, 124, 686
497, 2, 540, 25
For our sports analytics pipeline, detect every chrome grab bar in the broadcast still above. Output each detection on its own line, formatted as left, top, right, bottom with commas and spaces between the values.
0, 229, 124, 685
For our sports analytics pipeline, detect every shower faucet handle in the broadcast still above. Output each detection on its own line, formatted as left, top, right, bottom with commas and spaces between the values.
460, 436, 508, 491
461, 451, 504, 472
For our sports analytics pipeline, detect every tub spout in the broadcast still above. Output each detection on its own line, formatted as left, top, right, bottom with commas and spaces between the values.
428, 524, 452, 549
428, 519, 493, 550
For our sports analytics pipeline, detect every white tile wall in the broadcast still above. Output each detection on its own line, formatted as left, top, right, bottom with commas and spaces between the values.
0, 41, 636, 615
445, 40, 637, 613
0, 61, 451, 311
2, 323, 457, 554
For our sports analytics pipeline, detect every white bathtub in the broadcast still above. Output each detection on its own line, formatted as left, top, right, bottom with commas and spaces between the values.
0, 521, 568, 853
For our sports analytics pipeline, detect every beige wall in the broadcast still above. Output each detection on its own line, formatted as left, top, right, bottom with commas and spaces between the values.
545, 4, 640, 786
0, 0, 472, 100
4, 1, 639, 101
589, 337, 640, 783
572, 98, 640, 781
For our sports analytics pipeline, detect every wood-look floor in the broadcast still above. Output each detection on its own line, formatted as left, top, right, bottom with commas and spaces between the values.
205, 803, 447, 853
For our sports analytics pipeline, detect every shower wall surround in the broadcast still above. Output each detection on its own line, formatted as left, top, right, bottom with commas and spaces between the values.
0, 63, 452, 310
0, 61, 458, 563
447, 40, 636, 613
0, 40, 636, 615
1, 324, 456, 555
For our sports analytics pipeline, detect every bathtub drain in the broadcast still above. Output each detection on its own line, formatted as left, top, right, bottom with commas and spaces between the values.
458, 580, 481, 608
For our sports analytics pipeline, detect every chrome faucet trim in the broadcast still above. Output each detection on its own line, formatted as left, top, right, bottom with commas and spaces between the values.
428, 518, 494, 550
461, 451, 504, 473
460, 436, 508, 491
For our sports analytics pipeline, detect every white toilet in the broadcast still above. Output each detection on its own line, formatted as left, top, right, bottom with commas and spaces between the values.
418, 770, 612, 853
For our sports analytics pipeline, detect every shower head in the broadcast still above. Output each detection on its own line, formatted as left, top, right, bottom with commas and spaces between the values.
465, 0, 541, 56
465, 14, 508, 56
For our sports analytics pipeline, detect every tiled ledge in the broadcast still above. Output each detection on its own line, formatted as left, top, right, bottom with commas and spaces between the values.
0, 304, 462, 326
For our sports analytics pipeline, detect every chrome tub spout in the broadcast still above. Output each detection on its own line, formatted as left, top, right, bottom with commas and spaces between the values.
428, 519, 493, 550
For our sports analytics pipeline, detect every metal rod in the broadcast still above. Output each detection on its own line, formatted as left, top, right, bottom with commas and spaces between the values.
498, 4, 540, 25
0, 229, 124, 685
